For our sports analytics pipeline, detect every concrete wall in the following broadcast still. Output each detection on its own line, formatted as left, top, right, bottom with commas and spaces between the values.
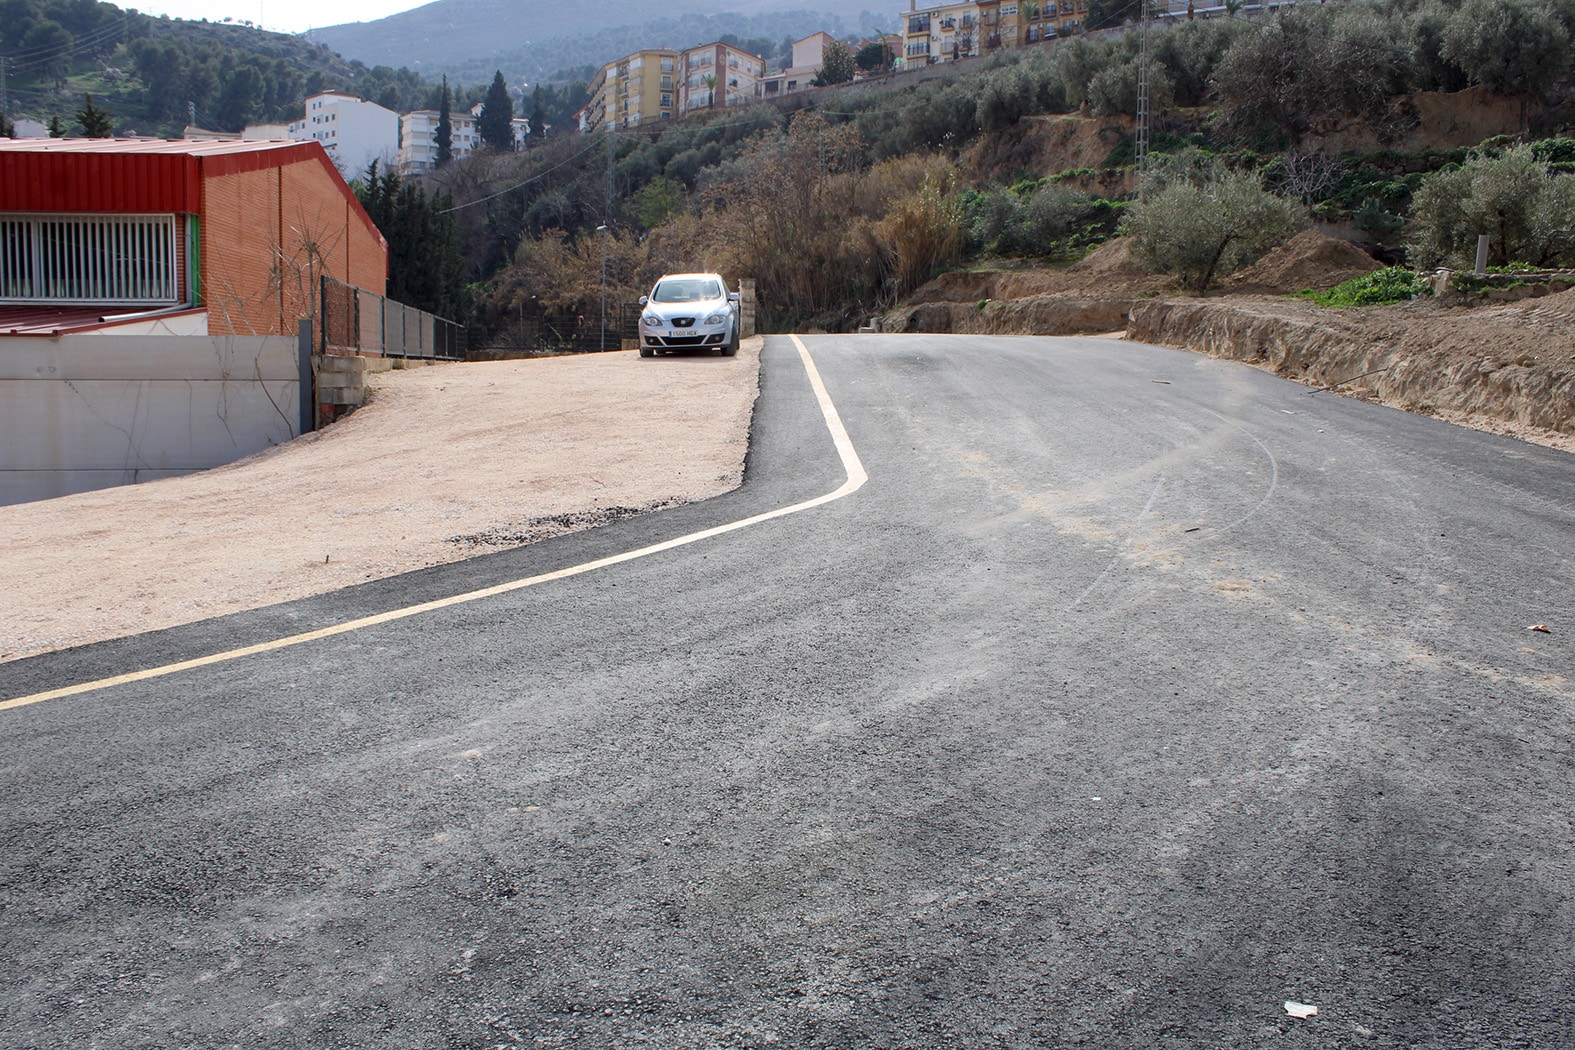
0, 334, 302, 506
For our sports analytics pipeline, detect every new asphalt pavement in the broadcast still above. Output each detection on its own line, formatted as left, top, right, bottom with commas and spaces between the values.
2, 333, 1572, 1049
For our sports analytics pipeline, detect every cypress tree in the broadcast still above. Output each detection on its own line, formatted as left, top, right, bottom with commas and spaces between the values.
477, 70, 514, 152
436, 75, 453, 167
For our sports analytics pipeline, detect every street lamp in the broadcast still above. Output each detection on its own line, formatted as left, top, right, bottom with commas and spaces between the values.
596, 224, 609, 350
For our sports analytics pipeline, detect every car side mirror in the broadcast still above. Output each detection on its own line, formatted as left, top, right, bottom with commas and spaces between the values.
728, 293, 740, 303
639, 296, 649, 306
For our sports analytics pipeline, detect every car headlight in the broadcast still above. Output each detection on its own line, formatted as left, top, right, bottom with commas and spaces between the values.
703, 314, 724, 325
642, 315, 661, 326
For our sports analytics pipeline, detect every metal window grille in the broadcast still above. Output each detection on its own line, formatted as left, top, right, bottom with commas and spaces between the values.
1, 214, 179, 304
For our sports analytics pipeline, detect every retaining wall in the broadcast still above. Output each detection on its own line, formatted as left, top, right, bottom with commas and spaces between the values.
0, 334, 303, 506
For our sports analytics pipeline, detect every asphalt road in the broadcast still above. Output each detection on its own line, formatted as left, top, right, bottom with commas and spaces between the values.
2, 334, 1572, 1050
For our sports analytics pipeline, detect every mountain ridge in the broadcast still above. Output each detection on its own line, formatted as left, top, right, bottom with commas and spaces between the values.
309, 0, 890, 77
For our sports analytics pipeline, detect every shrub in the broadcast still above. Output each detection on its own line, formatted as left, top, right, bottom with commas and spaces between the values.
1408, 144, 1575, 268
1294, 266, 1431, 307
1121, 170, 1305, 294
874, 173, 966, 298
1353, 196, 1405, 242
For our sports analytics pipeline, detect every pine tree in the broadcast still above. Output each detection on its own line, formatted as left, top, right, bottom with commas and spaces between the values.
75, 94, 113, 137
529, 85, 547, 147
477, 70, 514, 153
436, 75, 453, 167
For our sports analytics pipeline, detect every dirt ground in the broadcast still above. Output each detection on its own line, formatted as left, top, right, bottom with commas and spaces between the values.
0, 340, 762, 664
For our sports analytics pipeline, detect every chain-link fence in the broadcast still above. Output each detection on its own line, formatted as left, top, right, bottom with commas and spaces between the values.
320, 276, 466, 360
488, 306, 642, 354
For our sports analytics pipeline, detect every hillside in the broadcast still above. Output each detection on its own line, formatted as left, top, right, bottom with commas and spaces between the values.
0, 0, 437, 136
309, 0, 890, 81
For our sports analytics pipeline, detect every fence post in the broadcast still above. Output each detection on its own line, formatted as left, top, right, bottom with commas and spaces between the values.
298, 319, 315, 434
739, 279, 757, 338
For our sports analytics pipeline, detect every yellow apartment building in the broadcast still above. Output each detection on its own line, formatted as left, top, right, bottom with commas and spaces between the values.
900, 0, 1087, 65
587, 49, 681, 131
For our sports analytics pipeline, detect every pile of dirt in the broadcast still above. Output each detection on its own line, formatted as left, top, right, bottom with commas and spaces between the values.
1229, 230, 1382, 293
1069, 237, 1152, 276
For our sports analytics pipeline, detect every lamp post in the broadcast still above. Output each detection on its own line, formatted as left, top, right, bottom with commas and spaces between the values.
596, 224, 609, 350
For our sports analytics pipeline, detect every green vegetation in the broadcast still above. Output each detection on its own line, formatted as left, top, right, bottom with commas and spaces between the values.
355, 162, 474, 325
11, 0, 1575, 338
1295, 267, 1433, 307
477, 71, 515, 153
813, 40, 857, 87
1122, 167, 1304, 294
0, 0, 591, 137
1408, 144, 1575, 269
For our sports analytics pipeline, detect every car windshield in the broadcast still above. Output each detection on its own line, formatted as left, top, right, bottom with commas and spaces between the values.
651, 278, 721, 303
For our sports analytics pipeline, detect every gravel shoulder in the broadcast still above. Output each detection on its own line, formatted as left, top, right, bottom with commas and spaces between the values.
0, 340, 762, 664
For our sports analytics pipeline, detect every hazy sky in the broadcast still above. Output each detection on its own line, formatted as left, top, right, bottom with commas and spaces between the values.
132, 0, 429, 35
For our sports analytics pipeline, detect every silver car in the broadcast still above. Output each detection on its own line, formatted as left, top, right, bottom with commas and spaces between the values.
638, 273, 741, 357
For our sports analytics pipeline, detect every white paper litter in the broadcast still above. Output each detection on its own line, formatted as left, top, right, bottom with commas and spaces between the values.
1284, 1001, 1319, 1019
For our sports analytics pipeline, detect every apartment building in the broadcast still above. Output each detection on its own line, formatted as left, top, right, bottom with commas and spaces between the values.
900, 0, 1087, 65
587, 50, 682, 131
587, 40, 771, 129
681, 41, 768, 112
398, 103, 530, 174
760, 32, 839, 99
286, 91, 400, 177
398, 108, 477, 174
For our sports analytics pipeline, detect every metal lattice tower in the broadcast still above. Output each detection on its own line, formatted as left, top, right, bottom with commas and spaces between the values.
1135, 0, 1151, 198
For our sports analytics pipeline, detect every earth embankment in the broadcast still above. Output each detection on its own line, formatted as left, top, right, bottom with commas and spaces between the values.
888, 234, 1575, 450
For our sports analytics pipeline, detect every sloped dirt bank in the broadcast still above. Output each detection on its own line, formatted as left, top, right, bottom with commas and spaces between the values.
1128, 294, 1575, 449
891, 295, 1137, 336
891, 233, 1573, 451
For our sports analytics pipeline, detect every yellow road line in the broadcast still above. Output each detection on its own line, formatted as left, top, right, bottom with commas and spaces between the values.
1, 335, 865, 713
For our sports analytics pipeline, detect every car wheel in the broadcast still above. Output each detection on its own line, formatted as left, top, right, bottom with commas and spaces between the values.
721, 323, 739, 356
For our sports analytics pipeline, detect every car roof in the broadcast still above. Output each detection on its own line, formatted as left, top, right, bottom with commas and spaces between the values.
653, 273, 725, 283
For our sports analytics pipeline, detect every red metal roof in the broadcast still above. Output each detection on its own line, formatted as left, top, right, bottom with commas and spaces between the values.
0, 304, 207, 336
0, 138, 384, 247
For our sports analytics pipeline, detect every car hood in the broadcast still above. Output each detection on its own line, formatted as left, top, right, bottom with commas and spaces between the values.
645, 298, 730, 319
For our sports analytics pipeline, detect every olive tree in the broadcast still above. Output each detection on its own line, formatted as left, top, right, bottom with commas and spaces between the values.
1121, 169, 1304, 293
1440, 0, 1570, 127
1408, 144, 1575, 268
1214, 6, 1409, 144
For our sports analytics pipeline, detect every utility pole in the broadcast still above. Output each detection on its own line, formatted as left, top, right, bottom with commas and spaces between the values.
598, 225, 609, 350
602, 126, 615, 350
1, 57, 8, 120
1135, 0, 1151, 200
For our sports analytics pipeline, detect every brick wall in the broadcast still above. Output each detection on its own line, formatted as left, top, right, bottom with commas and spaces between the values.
201, 158, 387, 337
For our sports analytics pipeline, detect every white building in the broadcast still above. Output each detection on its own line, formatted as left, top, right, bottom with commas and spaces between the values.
399, 104, 530, 174
761, 32, 839, 99
399, 108, 477, 174
287, 92, 399, 178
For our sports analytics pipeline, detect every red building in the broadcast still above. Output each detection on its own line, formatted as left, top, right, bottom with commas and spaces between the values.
0, 138, 387, 337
